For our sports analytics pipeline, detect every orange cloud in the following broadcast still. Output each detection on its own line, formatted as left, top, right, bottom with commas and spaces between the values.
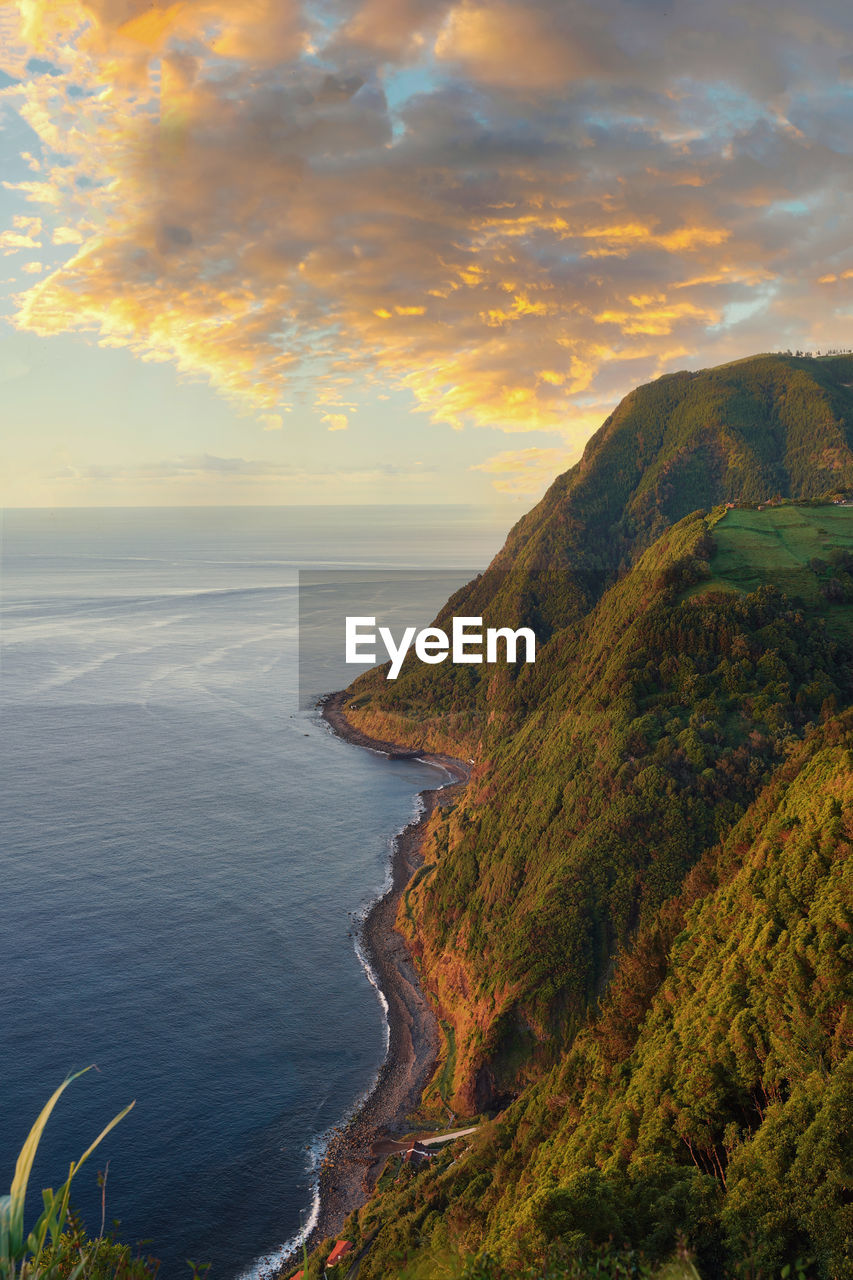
4, 0, 853, 442
472, 446, 581, 495
0, 215, 42, 254
434, 1, 612, 89
595, 299, 715, 336
20, 0, 306, 62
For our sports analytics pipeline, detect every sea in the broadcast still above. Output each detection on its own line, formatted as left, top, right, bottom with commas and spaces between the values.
0, 505, 511, 1279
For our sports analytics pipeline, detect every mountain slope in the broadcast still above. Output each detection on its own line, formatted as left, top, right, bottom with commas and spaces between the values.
346, 714, 853, 1278
396, 507, 851, 1109
345, 352, 853, 751
311, 353, 853, 1280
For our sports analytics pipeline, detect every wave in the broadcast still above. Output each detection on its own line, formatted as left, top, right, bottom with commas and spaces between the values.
234, 919, 389, 1280
350, 784, 431, 1062
236, 776, 451, 1280
353, 925, 391, 1054
236, 1136, 323, 1280
2, 583, 296, 619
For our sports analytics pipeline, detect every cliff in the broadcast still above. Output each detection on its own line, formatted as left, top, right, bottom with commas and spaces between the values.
321, 353, 853, 1278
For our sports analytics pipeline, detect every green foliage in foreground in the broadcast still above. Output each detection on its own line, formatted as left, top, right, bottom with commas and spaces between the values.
405, 1240, 687, 1279
455, 1248, 813, 1279
0, 1073, 155, 1280
33, 1222, 157, 1280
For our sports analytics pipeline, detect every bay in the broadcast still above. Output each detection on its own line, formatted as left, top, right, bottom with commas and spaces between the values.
0, 505, 510, 1279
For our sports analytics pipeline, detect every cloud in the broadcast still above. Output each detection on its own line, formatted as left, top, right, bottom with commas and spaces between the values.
323, 412, 349, 431
0, 215, 42, 254
16, 0, 308, 70
260, 413, 285, 431
4, 0, 853, 441
53, 454, 301, 480
53, 453, 432, 483
472, 446, 581, 494
434, 1, 619, 90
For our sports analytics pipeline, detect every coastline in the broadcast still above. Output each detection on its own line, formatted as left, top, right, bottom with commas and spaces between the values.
283, 691, 470, 1271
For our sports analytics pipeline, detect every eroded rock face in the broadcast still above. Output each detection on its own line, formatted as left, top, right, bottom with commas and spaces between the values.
345, 351, 853, 1119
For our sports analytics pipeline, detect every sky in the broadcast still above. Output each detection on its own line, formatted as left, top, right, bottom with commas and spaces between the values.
1, 0, 853, 507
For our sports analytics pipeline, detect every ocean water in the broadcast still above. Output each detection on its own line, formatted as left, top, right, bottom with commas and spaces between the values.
0, 506, 511, 1279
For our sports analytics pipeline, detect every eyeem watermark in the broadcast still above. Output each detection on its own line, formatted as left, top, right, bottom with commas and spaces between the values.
346, 615, 537, 679
297, 568, 543, 709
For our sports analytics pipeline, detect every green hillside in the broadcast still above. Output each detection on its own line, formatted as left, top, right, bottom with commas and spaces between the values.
345, 353, 853, 750
337, 714, 853, 1280
700, 506, 853, 639
389, 509, 851, 1113
712, 506, 853, 584
320, 354, 853, 1280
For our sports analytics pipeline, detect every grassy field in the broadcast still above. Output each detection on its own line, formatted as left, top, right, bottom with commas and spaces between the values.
698, 504, 853, 636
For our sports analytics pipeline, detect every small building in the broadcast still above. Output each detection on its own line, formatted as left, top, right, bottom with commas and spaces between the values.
403, 1139, 433, 1168
327, 1241, 354, 1267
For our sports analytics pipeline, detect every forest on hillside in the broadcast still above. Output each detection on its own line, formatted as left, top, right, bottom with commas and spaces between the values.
318, 356, 853, 1280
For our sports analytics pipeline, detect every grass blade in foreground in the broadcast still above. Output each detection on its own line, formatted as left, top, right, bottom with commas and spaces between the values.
1, 1069, 134, 1278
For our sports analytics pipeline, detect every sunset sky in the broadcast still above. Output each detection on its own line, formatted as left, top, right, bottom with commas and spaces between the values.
1, 0, 853, 506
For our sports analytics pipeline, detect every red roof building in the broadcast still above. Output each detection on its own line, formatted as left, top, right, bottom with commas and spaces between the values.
327, 1240, 354, 1266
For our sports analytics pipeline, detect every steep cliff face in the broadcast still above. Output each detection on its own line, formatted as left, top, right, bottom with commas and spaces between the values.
342, 353, 853, 1112
391, 510, 851, 1109
319, 353, 853, 1278
349, 714, 853, 1279
345, 352, 853, 751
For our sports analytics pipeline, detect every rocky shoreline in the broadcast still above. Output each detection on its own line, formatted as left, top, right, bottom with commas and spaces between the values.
276, 692, 469, 1274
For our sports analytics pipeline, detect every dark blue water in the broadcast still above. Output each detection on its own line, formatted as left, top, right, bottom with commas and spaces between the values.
0, 506, 510, 1279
